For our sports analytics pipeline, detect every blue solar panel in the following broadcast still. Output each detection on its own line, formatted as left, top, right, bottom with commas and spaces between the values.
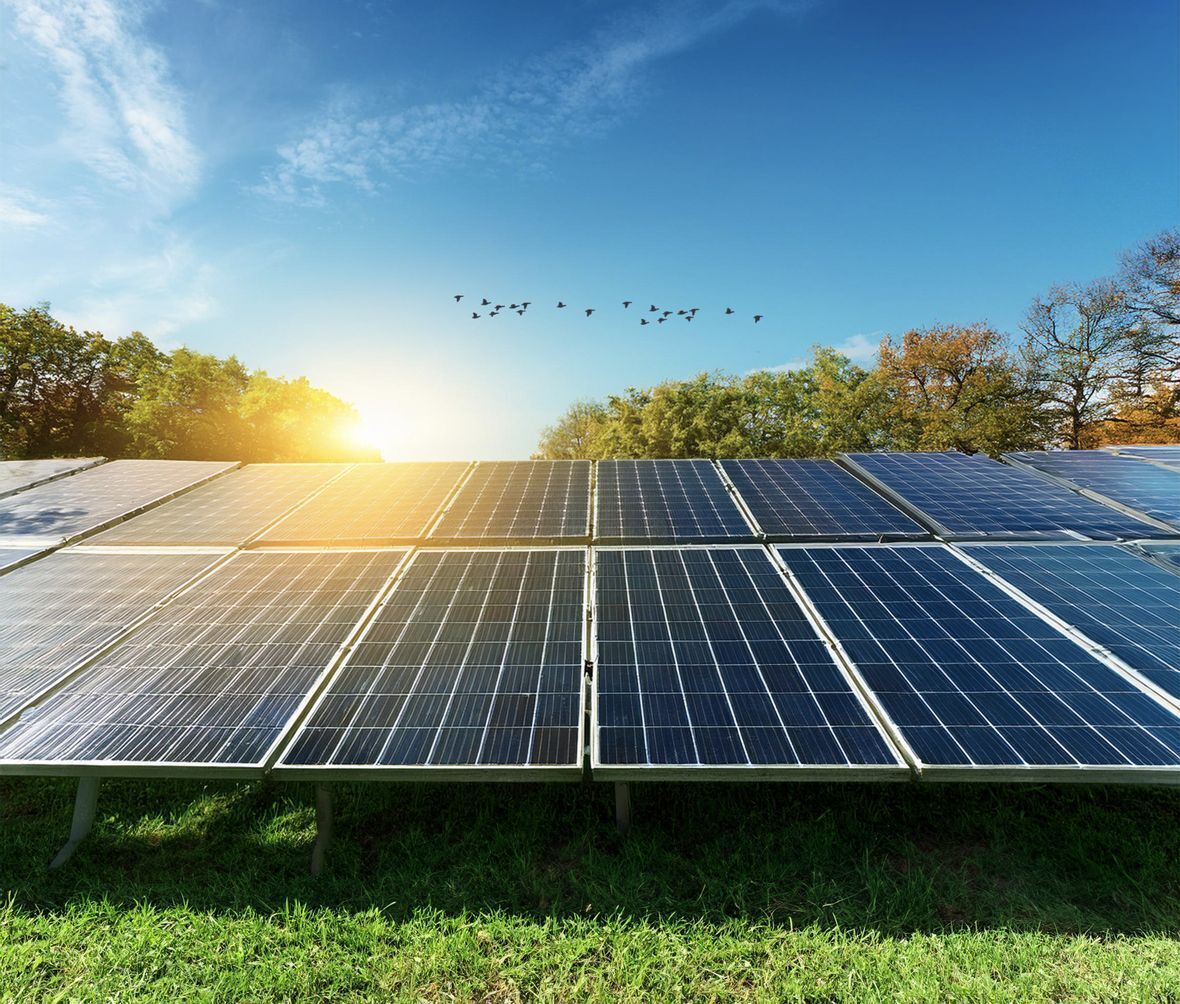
1139, 543, 1180, 574
595, 460, 755, 543
1007, 451, 1180, 529
278, 549, 586, 775
965, 544, 1180, 704
776, 544, 1180, 775
843, 451, 1171, 540
593, 546, 906, 776
720, 458, 928, 540
1108, 446, 1180, 462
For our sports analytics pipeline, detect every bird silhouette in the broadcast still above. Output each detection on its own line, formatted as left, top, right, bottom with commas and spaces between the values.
516, 309, 525, 316
490, 310, 500, 317
753, 314, 763, 323
557, 301, 567, 308
662, 310, 672, 317
585, 308, 595, 317
454, 294, 464, 302
510, 303, 518, 310
648, 304, 659, 312
495, 304, 505, 311
481, 298, 491, 306
725, 307, 734, 315
677, 309, 687, 316
640, 318, 650, 325
657, 317, 667, 324
686, 315, 694, 322
472, 312, 481, 319
521, 301, 531, 309
689, 307, 699, 315
623, 300, 633, 309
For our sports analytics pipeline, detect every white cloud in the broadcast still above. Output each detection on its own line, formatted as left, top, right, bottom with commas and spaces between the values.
762, 331, 883, 373
3, 0, 199, 204
0, 186, 55, 228
257, 0, 812, 205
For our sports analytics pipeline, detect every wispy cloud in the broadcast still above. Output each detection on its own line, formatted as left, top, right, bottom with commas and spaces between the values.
4, 0, 199, 204
257, 0, 810, 205
0, 185, 55, 228
762, 331, 883, 373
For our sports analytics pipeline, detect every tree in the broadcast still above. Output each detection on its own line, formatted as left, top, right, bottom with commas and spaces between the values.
533, 400, 608, 459
239, 372, 378, 462
1121, 228, 1180, 327
878, 323, 1045, 454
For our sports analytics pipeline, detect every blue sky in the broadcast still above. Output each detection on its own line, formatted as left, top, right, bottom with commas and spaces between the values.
2, 0, 1177, 460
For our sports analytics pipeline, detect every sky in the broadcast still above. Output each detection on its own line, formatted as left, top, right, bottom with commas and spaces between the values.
2, 0, 1178, 460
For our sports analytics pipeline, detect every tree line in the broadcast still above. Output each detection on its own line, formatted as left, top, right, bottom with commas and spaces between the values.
0, 304, 377, 462
536, 229, 1180, 459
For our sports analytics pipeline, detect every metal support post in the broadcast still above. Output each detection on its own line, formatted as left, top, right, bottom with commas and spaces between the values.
614, 781, 631, 836
49, 777, 101, 870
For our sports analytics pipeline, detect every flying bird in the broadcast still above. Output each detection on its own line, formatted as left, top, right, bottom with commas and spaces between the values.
516, 309, 525, 315
753, 314, 763, 323
725, 307, 734, 315
495, 304, 505, 311
510, 303, 518, 310
472, 312, 481, 319
454, 294, 464, 302
490, 310, 500, 317
662, 310, 672, 317
557, 301, 567, 308
689, 307, 699, 315
657, 317, 667, 324
648, 304, 659, 312
481, 298, 491, 306
521, 301, 531, 309
623, 300, 633, 309
685, 314, 694, 322
585, 308, 595, 317
640, 318, 650, 325
677, 309, 687, 316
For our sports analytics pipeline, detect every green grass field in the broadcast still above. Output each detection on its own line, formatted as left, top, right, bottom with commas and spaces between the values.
3, 777, 1180, 1001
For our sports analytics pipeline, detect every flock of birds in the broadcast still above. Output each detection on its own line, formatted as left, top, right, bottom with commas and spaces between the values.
452, 295, 763, 325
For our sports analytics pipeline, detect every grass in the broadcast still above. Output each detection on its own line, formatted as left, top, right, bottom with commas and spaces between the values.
2, 778, 1180, 1001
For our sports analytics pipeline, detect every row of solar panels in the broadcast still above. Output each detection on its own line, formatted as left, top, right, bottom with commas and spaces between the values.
0, 538, 1178, 781
0, 447, 1178, 556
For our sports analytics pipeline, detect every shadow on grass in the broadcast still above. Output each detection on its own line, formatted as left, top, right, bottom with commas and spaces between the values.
1, 776, 1178, 935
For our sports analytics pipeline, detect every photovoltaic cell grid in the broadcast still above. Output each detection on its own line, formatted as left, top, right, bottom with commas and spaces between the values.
595, 460, 754, 543
279, 549, 585, 773
593, 547, 904, 773
1007, 450, 1180, 528
0, 549, 406, 772
844, 451, 1170, 541
430, 461, 591, 542
0, 459, 236, 544
721, 458, 927, 540
0, 548, 46, 575
1139, 543, 1180, 574
1107, 445, 1180, 463
965, 544, 1180, 705
89, 464, 347, 546
0, 550, 220, 724
0, 458, 102, 498
777, 545, 1180, 772
261, 462, 469, 544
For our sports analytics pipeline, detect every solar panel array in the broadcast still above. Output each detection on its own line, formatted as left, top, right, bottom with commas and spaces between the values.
0, 451, 1178, 791
0, 458, 103, 499
0, 459, 236, 544
595, 460, 754, 543
0, 550, 221, 723
262, 462, 468, 544
89, 464, 347, 546
777, 545, 1180, 774
593, 546, 905, 774
1107, 445, 1180, 463
430, 461, 591, 542
1006, 450, 1180, 529
0, 550, 406, 772
720, 458, 928, 540
279, 549, 585, 775
964, 544, 1180, 705
844, 451, 1171, 541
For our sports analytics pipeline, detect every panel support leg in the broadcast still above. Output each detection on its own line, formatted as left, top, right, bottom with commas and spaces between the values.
311, 785, 333, 876
614, 782, 631, 836
49, 777, 100, 870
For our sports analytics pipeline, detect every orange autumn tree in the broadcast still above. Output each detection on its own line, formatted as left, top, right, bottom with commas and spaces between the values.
877, 323, 1046, 455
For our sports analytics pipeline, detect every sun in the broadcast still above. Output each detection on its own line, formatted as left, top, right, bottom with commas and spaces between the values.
346, 412, 391, 459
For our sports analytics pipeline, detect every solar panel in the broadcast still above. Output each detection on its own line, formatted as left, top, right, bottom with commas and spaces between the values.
720, 458, 928, 540
0, 547, 48, 576
429, 461, 591, 543
843, 451, 1171, 541
87, 464, 348, 546
0, 458, 104, 499
0, 549, 222, 724
776, 544, 1180, 779
963, 544, 1180, 706
0, 549, 407, 774
277, 549, 586, 776
1006, 450, 1180, 529
592, 546, 907, 777
0, 459, 237, 544
594, 460, 755, 543
260, 462, 469, 544
1107, 445, 1180, 462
